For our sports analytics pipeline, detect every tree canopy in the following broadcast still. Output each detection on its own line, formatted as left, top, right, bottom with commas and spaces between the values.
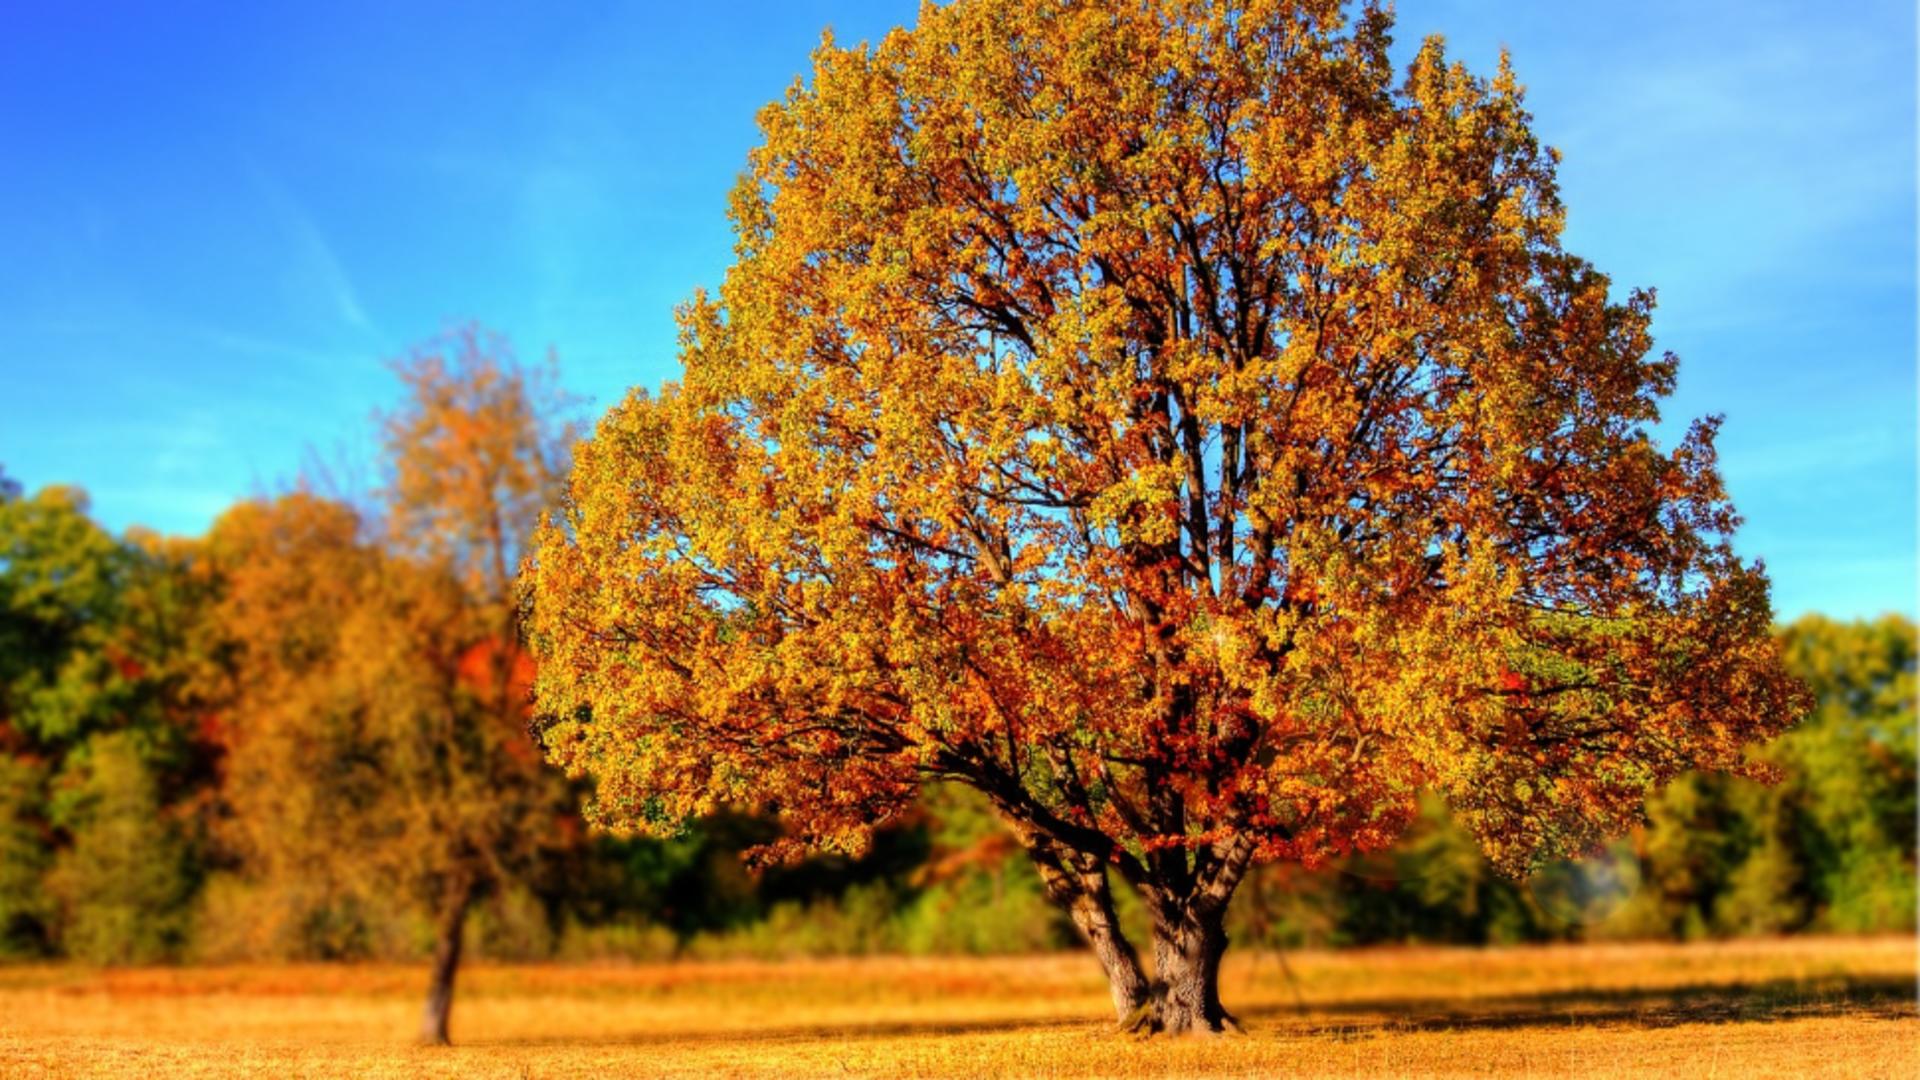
522, 0, 1805, 1034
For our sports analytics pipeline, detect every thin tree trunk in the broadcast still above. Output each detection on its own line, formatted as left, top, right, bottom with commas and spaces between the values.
1026, 843, 1152, 1021
419, 887, 474, 1046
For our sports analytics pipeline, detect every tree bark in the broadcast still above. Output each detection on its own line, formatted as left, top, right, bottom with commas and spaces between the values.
1143, 901, 1238, 1035
1006, 801, 1255, 1035
1025, 843, 1151, 1021
418, 886, 474, 1046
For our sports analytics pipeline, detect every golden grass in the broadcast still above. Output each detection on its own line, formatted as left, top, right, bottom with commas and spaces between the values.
1, 936, 1913, 1078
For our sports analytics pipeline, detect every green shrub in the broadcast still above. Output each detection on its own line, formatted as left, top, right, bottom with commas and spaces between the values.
47, 733, 195, 964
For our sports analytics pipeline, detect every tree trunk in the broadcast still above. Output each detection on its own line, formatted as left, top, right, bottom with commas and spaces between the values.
418, 888, 473, 1046
1009, 817, 1253, 1034
1025, 843, 1151, 1021
1073, 884, 1153, 1021
1143, 901, 1238, 1035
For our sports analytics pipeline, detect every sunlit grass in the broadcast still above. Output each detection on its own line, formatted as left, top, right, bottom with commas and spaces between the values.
1, 936, 1912, 1077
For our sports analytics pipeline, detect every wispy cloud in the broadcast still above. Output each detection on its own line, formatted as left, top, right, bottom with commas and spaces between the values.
1721, 426, 1912, 485
146, 408, 226, 479
243, 156, 385, 341
193, 325, 359, 368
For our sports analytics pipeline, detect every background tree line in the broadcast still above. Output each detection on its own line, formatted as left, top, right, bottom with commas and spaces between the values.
0, 334, 1910, 974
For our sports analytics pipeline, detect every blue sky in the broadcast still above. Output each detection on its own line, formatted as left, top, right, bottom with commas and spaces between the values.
0, 1, 1911, 620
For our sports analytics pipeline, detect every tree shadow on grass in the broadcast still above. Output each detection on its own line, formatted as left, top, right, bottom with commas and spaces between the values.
488, 1015, 1093, 1049
1238, 974, 1918, 1035
487, 974, 1916, 1049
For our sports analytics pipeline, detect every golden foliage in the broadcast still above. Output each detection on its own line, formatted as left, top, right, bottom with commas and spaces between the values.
206, 329, 579, 966
527, 1, 1804, 897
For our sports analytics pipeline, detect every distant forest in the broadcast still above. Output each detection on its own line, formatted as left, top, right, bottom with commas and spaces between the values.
1, 341, 1909, 966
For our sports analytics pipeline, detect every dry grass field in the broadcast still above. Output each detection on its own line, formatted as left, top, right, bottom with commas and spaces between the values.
0, 936, 1912, 1078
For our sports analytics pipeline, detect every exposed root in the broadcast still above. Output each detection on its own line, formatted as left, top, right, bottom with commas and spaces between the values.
1119, 999, 1159, 1037
1114, 983, 1245, 1038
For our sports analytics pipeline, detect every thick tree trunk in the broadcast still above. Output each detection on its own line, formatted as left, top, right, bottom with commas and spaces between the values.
1142, 902, 1238, 1035
1007, 810, 1254, 1034
418, 888, 473, 1046
1025, 843, 1151, 1021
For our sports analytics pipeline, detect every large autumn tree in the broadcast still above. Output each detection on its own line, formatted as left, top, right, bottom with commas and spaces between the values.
525, 0, 1805, 1033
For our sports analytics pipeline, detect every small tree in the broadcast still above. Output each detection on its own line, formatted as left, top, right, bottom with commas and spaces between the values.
209, 328, 578, 1044
47, 731, 197, 964
377, 326, 580, 1044
526, 0, 1805, 1033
